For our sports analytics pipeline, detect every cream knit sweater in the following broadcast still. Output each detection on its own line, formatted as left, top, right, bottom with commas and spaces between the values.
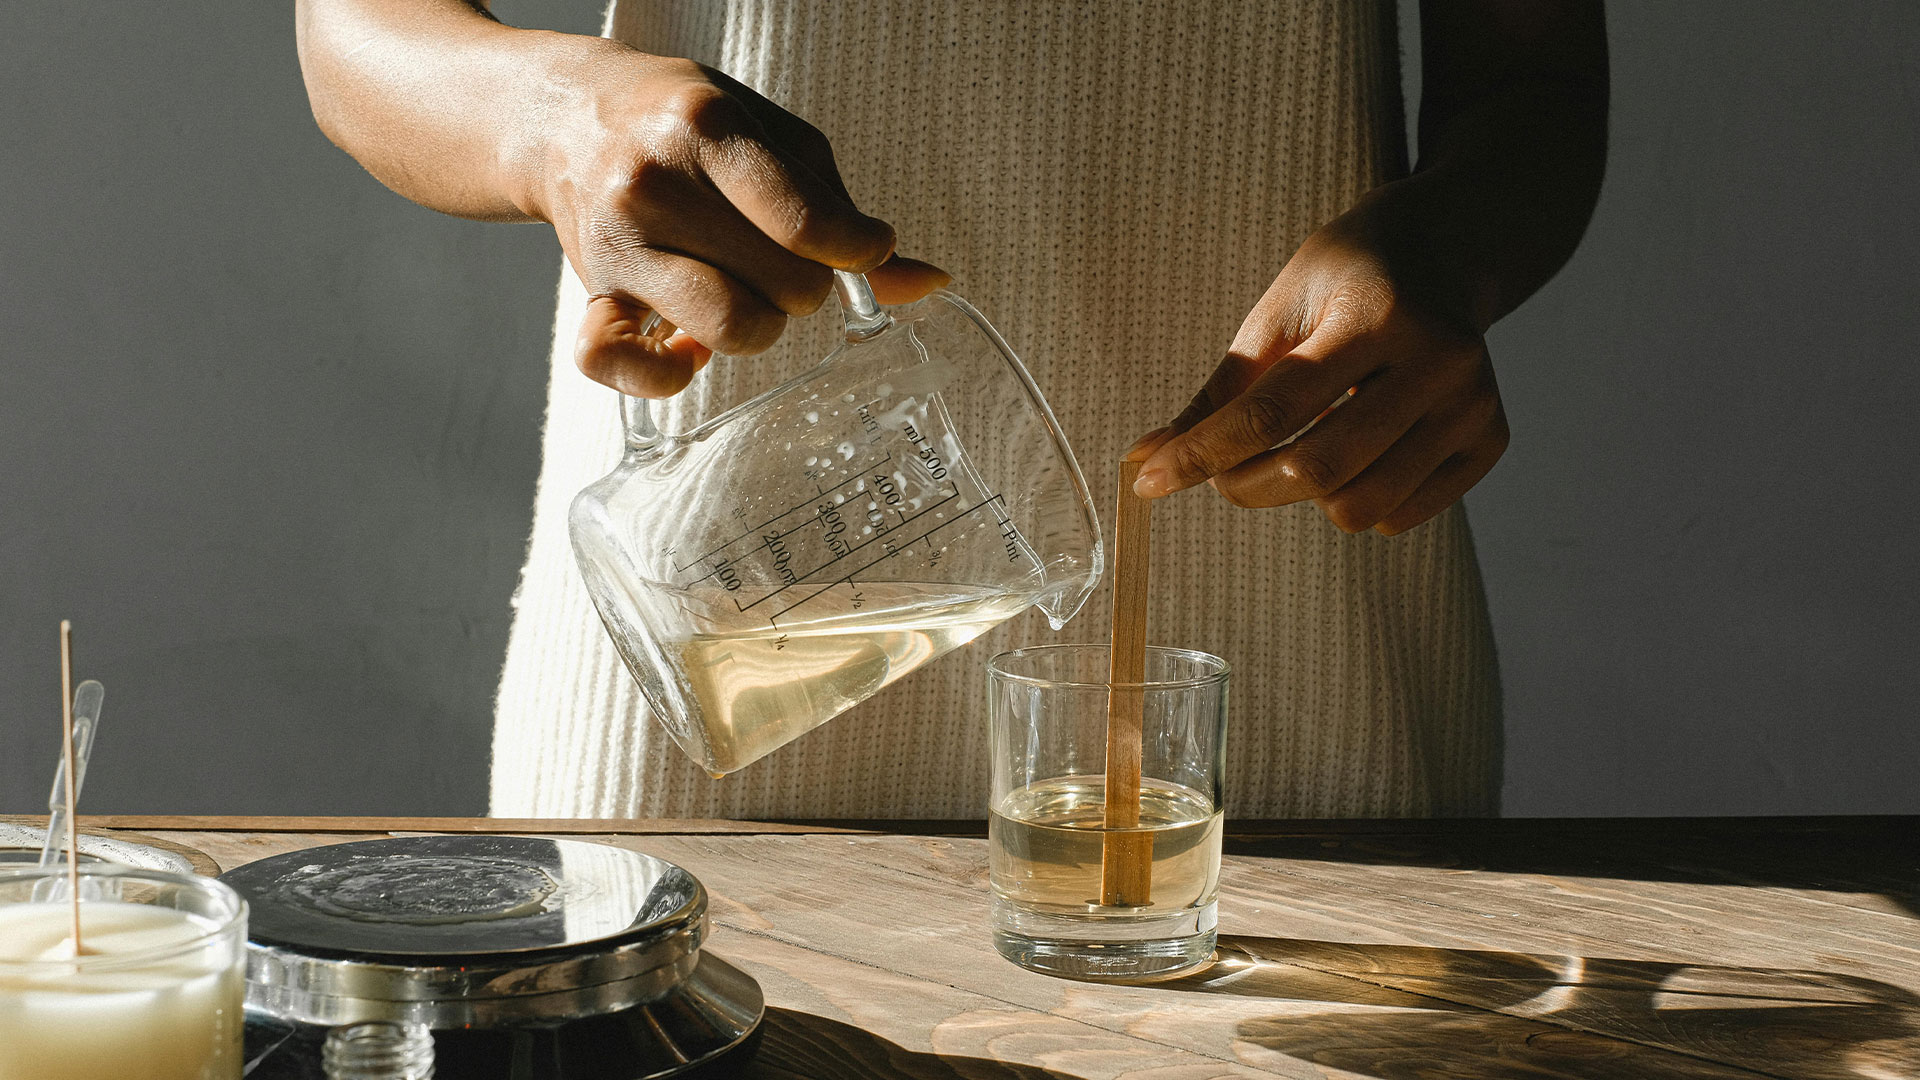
491, 0, 1502, 819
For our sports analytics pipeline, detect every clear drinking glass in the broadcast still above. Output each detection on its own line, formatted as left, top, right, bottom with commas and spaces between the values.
0, 865, 248, 1079
988, 644, 1230, 982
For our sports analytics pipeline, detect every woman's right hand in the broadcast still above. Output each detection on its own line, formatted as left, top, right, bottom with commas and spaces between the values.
527, 45, 948, 397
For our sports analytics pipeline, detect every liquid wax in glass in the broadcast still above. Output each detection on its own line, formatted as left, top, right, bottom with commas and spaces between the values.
990, 776, 1223, 915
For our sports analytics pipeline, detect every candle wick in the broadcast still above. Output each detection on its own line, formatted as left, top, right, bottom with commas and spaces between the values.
59, 620, 87, 959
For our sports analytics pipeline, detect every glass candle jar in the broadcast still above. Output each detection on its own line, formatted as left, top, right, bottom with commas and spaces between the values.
0, 864, 248, 1079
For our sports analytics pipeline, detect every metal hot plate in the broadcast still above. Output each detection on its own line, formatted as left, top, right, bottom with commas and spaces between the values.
221, 835, 762, 1078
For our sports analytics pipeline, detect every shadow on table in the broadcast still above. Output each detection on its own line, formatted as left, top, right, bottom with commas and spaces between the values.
743, 1007, 1089, 1080
1162, 934, 1920, 1080
1220, 817, 1920, 920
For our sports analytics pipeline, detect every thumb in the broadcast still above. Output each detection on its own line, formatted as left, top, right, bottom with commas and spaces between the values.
1134, 316, 1368, 499
1159, 278, 1331, 437
866, 255, 952, 305
1163, 350, 1273, 439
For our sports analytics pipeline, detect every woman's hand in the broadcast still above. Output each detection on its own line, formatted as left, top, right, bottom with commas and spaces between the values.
1129, 185, 1509, 535
294, 1, 947, 399
533, 47, 948, 397
1129, 0, 1606, 535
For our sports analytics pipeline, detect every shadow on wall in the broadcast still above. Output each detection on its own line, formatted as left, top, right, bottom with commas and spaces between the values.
1170, 935, 1920, 1080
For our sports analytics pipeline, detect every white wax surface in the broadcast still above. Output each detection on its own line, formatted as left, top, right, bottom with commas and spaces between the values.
0, 902, 243, 1080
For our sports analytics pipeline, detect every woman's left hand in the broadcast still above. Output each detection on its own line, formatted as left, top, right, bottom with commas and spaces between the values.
1129, 184, 1510, 536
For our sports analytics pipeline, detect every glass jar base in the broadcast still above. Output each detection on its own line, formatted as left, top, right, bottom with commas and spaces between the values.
993, 928, 1217, 982
990, 897, 1219, 982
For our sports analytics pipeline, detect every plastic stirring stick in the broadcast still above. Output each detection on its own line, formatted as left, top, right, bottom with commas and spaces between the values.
38, 679, 104, 870
1100, 460, 1154, 907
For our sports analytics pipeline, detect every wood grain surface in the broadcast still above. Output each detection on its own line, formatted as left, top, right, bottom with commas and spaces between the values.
40, 817, 1920, 1079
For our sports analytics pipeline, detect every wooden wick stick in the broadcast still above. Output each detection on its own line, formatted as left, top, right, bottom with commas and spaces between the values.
1100, 461, 1153, 907
60, 620, 82, 956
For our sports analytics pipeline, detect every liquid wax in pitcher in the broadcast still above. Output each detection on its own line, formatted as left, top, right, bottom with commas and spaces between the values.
643, 581, 1033, 775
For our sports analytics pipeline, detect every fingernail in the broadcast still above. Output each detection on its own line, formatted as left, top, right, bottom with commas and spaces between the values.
1133, 467, 1173, 498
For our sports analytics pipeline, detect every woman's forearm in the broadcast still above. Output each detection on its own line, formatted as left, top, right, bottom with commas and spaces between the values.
295, 0, 920, 389
1386, 0, 1610, 331
294, 0, 600, 223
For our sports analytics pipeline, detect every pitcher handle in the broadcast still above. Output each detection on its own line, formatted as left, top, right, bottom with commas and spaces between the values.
834, 270, 892, 341
619, 273, 890, 450
617, 307, 669, 452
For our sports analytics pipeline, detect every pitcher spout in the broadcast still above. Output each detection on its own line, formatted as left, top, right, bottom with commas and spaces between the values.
1031, 552, 1104, 631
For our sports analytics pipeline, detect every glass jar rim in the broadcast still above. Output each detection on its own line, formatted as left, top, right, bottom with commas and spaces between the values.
0, 864, 247, 973
987, 643, 1230, 691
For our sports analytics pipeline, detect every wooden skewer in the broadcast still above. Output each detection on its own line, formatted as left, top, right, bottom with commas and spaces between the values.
1100, 461, 1154, 907
60, 620, 83, 957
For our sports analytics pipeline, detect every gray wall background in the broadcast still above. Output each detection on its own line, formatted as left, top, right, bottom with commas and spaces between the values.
2, 3, 1914, 817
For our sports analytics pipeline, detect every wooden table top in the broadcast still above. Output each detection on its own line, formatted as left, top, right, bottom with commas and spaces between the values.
51, 815, 1920, 1079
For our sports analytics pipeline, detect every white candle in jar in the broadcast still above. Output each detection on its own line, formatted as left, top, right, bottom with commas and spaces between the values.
0, 901, 244, 1080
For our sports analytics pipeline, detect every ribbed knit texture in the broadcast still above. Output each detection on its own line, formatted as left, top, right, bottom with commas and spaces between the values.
491, 0, 1502, 819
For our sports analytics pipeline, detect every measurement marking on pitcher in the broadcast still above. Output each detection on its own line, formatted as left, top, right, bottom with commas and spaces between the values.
759, 493, 1015, 622
701, 437, 972, 601
685, 473, 958, 594
732, 489, 967, 612
673, 453, 894, 574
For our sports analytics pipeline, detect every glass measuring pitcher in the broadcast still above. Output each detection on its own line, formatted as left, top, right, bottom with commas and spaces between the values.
570, 272, 1104, 776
